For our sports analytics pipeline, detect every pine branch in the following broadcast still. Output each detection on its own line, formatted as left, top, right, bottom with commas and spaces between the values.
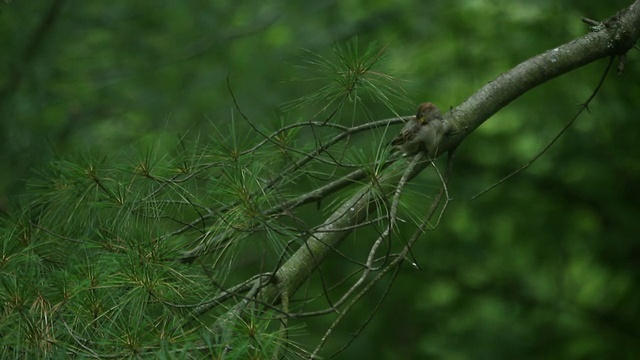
256, 0, 640, 305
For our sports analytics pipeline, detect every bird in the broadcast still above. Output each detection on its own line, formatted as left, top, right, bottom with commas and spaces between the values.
390, 102, 446, 157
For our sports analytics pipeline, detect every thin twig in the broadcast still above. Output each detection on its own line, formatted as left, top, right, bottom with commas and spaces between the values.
471, 56, 615, 200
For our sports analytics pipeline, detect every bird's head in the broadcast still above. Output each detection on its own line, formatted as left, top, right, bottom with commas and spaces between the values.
415, 102, 441, 124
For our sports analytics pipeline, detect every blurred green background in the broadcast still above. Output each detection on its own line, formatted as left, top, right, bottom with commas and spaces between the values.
1, 0, 638, 358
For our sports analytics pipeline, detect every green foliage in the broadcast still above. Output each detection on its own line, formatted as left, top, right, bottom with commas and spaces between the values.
1, 0, 639, 359
285, 38, 410, 120
0, 138, 306, 357
0, 30, 407, 356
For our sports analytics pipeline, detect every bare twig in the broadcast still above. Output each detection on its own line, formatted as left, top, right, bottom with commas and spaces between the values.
471, 56, 615, 200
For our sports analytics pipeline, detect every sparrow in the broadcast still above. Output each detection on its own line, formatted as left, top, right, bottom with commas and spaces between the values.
390, 102, 446, 157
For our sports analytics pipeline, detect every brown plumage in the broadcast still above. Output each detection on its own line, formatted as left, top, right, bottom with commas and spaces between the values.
390, 102, 445, 157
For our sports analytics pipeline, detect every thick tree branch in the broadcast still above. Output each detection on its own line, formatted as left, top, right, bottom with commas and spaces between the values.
443, 1, 640, 149
258, 1, 640, 305
260, 159, 421, 303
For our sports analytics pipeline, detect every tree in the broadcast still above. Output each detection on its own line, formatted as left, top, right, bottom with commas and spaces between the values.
1, 1, 639, 359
